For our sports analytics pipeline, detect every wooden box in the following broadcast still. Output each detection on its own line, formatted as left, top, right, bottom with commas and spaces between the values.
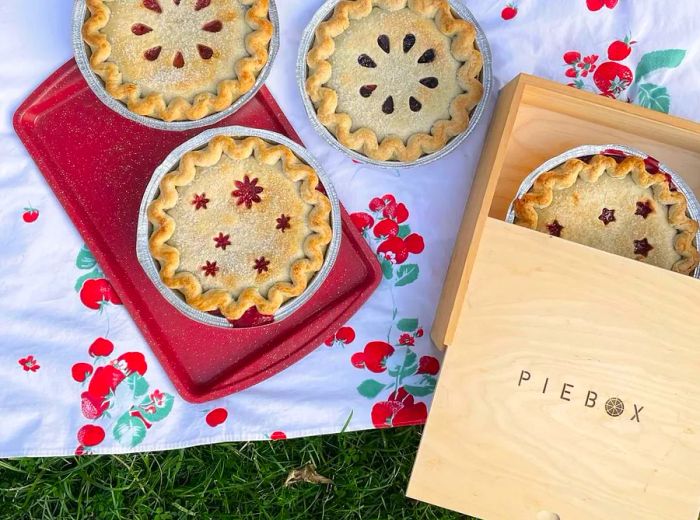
408, 74, 700, 520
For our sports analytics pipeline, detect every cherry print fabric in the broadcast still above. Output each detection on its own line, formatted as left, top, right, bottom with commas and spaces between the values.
1, 0, 697, 456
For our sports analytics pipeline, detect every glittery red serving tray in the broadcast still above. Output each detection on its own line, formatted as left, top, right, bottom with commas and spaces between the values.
14, 60, 382, 403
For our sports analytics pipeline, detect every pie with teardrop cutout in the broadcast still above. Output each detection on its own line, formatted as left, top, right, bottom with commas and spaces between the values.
148, 136, 333, 320
513, 154, 700, 275
82, 0, 273, 122
305, 0, 484, 162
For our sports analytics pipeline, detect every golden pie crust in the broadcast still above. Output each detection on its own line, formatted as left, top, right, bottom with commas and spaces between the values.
305, 0, 484, 162
514, 154, 700, 275
82, 0, 273, 122
148, 136, 333, 320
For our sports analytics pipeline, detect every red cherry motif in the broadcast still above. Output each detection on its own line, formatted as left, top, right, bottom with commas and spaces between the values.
77, 424, 105, 447
270, 431, 287, 440
377, 234, 425, 264
417, 356, 440, 375
22, 205, 39, 223
350, 212, 374, 233
72, 362, 94, 383
79, 278, 122, 310
373, 219, 399, 239
89, 337, 114, 358
608, 39, 634, 61
501, 5, 517, 20
593, 61, 633, 96
206, 408, 228, 427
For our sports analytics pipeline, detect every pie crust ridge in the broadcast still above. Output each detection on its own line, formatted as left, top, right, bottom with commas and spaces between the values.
305, 0, 484, 162
148, 136, 333, 320
513, 154, 700, 275
82, 0, 273, 122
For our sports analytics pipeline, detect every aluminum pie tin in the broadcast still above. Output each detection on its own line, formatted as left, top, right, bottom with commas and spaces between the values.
296, 0, 493, 169
72, 0, 280, 132
136, 126, 343, 328
505, 144, 700, 279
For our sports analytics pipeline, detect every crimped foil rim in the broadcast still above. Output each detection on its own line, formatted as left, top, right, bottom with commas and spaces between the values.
72, 0, 280, 132
296, 0, 493, 169
136, 126, 343, 328
505, 144, 700, 279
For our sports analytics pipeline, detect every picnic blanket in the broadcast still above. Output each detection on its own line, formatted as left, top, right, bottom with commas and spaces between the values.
1, 0, 695, 456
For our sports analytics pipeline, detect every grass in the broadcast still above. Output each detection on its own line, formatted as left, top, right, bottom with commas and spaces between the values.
0, 427, 469, 520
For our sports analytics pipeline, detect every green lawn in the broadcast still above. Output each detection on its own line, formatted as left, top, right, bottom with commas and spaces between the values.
0, 427, 469, 519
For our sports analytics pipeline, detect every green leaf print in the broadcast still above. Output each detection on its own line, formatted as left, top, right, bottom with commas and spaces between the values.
139, 392, 175, 423
76, 246, 98, 270
126, 374, 150, 402
636, 83, 670, 113
380, 258, 393, 280
394, 264, 419, 287
357, 379, 386, 398
388, 350, 418, 379
74, 267, 103, 292
634, 49, 686, 84
396, 318, 419, 333
113, 414, 148, 448
397, 224, 411, 238
405, 375, 437, 397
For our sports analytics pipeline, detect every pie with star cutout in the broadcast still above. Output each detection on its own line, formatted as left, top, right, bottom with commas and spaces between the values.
513, 154, 700, 275
305, 0, 484, 162
82, 0, 273, 121
147, 135, 333, 320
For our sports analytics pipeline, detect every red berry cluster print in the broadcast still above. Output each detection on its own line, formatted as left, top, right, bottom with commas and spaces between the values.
71, 338, 174, 454
74, 246, 122, 311
350, 195, 438, 429
352, 194, 424, 286
563, 37, 686, 113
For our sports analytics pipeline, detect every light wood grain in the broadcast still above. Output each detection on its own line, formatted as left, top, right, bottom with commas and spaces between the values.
431, 73, 700, 349
410, 218, 700, 520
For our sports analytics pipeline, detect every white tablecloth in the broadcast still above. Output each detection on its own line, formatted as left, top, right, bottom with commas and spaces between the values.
1, 0, 696, 456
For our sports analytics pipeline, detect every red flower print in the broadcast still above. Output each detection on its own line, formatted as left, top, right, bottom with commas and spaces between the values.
253, 257, 270, 274
377, 234, 425, 264
373, 219, 399, 239
586, 0, 618, 11
202, 261, 219, 277
206, 408, 228, 427
72, 362, 94, 383
79, 278, 122, 310
270, 431, 287, 440
232, 175, 264, 208
88, 337, 114, 358
501, 3, 518, 20
398, 333, 415, 346
77, 424, 105, 447
18, 355, 40, 372
192, 193, 209, 210
351, 212, 374, 233
276, 214, 292, 232
354, 341, 395, 373
213, 232, 232, 250
22, 204, 39, 223
417, 356, 440, 375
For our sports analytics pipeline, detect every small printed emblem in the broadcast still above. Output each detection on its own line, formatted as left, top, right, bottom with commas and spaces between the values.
605, 397, 625, 417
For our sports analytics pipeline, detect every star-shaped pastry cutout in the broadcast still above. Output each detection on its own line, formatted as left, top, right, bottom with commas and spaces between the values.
598, 208, 616, 225
213, 232, 231, 250
232, 175, 264, 209
192, 193, 210, 210
253, 256, 270, 274
276, 214, 291, 232
635, 200, 653, 219
201, 260, 219, 277
634, 238, 654, 257
546, 220, 564, 237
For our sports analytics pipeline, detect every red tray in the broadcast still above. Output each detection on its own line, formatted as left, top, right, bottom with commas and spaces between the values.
14, 60, 382, 403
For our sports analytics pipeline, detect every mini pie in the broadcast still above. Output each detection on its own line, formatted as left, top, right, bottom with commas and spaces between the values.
513, 154, 700, 275
305, 0, 484, 162
148, 136, 333, 320
82, 0, 273, 122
